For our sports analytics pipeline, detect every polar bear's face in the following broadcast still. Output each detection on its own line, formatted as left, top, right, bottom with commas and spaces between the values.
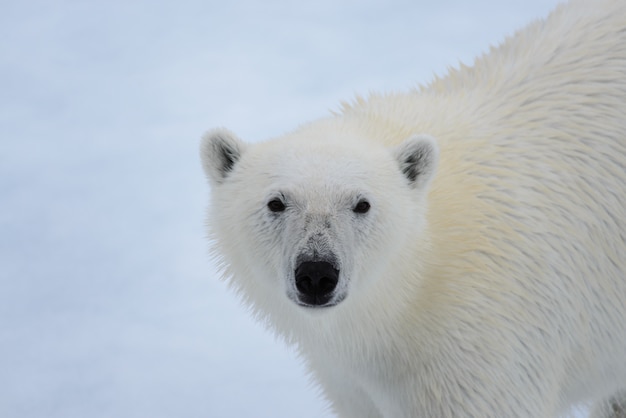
201, 126, 438, 310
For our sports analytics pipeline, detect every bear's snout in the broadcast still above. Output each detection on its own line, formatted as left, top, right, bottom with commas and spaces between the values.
294, 261, 339, 307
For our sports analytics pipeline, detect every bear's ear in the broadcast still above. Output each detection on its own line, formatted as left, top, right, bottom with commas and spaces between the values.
393, 134, 439, 191
200, 128, 247, 185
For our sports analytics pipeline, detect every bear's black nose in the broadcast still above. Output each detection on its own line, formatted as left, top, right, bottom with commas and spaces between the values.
294, 261, 339, 306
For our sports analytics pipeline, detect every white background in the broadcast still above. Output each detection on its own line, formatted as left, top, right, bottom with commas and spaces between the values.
2, 1, 591, 417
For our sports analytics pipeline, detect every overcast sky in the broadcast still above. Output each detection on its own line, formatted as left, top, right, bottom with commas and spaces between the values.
1, 1, 588, 417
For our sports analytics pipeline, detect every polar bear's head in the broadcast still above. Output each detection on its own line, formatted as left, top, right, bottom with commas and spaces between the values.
201, 121, 438, 313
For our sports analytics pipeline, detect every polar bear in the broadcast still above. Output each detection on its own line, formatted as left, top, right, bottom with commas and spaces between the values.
200, 0, 626, 417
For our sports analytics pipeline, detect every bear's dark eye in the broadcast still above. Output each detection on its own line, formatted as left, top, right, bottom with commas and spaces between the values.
267, 198, 286, 213
353, 199, 370, 214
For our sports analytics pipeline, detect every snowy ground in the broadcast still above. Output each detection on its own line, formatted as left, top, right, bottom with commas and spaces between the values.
1, 1, 589, 417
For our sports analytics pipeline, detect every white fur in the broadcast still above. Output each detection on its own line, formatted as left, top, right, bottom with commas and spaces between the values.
201, 1, 626, 416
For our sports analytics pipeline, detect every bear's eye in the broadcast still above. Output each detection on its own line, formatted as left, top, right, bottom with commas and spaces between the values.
267, 198, 286, 213
353, 199, 371, 214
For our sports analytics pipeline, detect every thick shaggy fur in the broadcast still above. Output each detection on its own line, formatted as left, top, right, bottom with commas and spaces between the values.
201, 1, 626, 417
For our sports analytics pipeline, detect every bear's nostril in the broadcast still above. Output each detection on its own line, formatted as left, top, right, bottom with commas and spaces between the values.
294, 261, 339, 305
318, 276, 336, 294
295, 275, 335, 294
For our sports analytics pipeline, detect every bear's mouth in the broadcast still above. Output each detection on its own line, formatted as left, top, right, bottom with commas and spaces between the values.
295, 292, 346, 309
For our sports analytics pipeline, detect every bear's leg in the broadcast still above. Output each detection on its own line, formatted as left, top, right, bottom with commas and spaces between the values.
589, 392, 626, 418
